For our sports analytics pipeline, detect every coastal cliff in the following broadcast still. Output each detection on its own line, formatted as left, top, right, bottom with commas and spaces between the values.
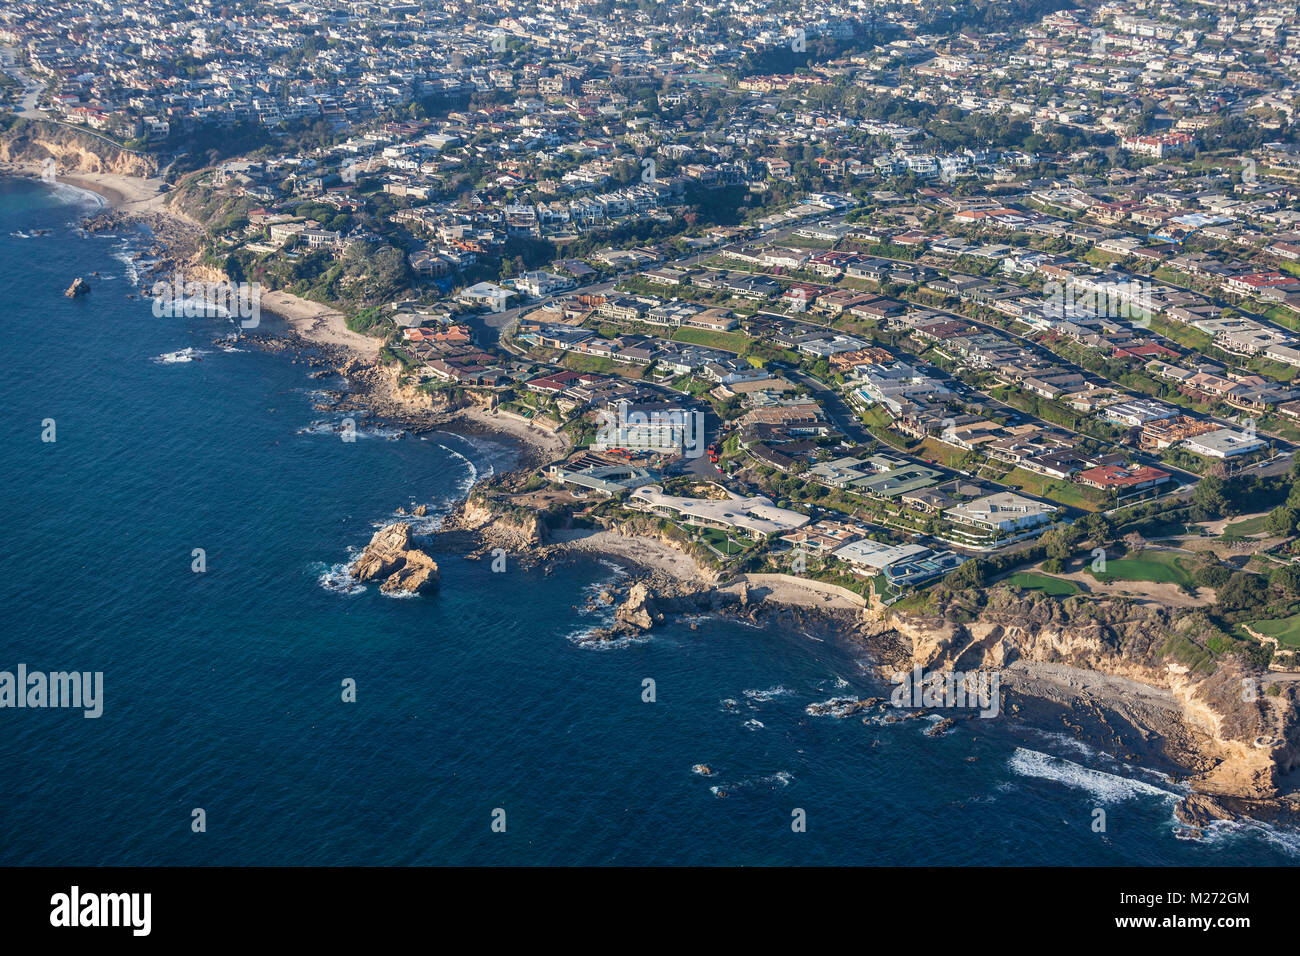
0, 120, 157, 177
878, 588, 1300, 819
450, 494, 550, 549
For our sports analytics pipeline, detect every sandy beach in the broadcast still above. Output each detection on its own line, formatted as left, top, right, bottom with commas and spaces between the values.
547, 528, 711, 582
259, 290, 381, 361
449, 404, 570, 463
1, 160, 189, 219
61, 170, 177, 217
719, 573, 868, 611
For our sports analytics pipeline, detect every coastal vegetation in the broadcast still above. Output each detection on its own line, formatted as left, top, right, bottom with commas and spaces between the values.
1087, 551, 1194, 587
1006, 571, 1079, 596
1248, 613, 1300, 649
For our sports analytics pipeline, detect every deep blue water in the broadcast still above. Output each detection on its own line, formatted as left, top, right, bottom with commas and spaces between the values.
1, 176, 1296, 865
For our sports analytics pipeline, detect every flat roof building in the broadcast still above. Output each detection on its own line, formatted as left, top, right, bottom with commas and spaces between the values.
945, 493, 1056, 534
628, 485, 810, 539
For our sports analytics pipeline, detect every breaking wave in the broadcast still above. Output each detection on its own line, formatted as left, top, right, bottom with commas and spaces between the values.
1008, 748, 1180, 804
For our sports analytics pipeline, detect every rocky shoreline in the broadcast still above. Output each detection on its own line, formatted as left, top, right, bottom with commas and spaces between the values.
424, 488, 1300, 829
42, 165, 1300, 833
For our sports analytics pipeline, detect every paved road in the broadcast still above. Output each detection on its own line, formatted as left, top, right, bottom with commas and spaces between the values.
785, 367, 871, 444
1, 46, 42, 115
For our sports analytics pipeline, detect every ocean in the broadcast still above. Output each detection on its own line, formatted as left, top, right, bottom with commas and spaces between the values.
1, 175, 1296, 866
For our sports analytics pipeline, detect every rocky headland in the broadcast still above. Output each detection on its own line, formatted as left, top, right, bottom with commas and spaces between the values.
872, 587, 1300, 826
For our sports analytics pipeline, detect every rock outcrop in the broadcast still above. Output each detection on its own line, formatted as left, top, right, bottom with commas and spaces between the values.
352, 522, 439, 594
450, 495, 548, 549
615, 583, 662, 631
879, 587, 1300, 816
65, 277, 90, 297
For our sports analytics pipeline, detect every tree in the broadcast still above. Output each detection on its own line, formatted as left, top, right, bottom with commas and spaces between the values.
1265, 506, 1298, 537
1074, 512, 1112, 543
944, 558, 986, 589
1042, 524, 1084, 561
1270, 564, 1300, 596
1218, 572, 1268, 613
1191, 475, 1230, 521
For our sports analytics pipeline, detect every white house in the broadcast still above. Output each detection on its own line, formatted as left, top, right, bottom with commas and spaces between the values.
944, 493, 1056, 534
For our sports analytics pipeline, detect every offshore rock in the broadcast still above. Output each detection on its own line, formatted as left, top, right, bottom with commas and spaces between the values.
352, 522, 439, 594
615, 582, 662, 631
65, 276, 90, 297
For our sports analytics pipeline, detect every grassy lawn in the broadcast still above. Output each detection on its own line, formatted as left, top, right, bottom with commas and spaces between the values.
1088, 550, 1193, 586
1259, 305, 1300, 332
560, 353, 622, 375
916, 437, 970, 469
1260, 414, 1300, 442
1248, 614, 1300, 649
1006, 571, 1080, 596
1002, 467, 1106, 512
697, 526, 755, 555
1146, 315, 1216, 353
671, 327, 752, 353
1223, 514, 1270, 537
860, 405, 910, 450
1252, 357, 1300, 383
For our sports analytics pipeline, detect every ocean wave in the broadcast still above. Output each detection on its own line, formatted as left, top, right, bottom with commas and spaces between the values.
565, 626, 651, 650
676, 612, 716, 626
152, 347, 209, 364
295, 421, 337, 436
596, 558, 630, 578
577, 588, 619, 625
1019, 730, 1179, 794
1189, 817, 1300, 856
432, 442, 485, 498
369, 507, 446, 536
48, 181, 105, 208
742, 685, 795, 703
805, 696, 876, 719
708, 771, 791, 798
743, 718, 765, 731
111, 245, 156, 286
295, 420, 405, 440
1008, 748, 1180, 804
316, 559, 364, 596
